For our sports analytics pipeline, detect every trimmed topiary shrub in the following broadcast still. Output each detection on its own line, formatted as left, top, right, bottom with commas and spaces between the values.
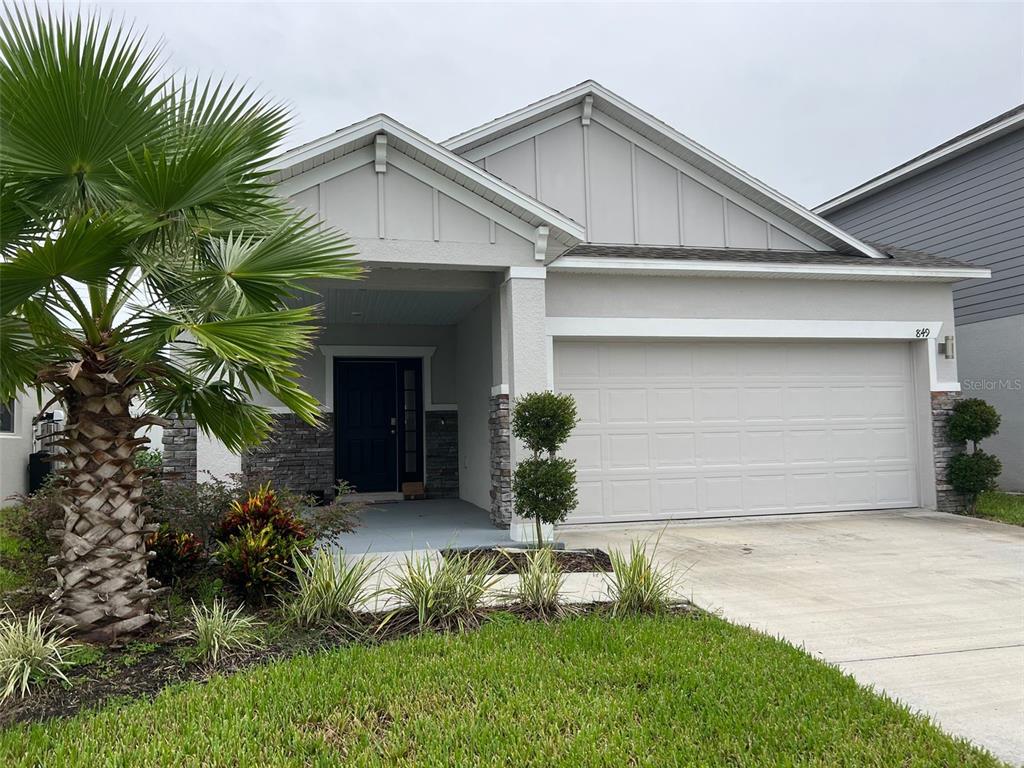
947, 398, 1001, 450
948, 451, 1002, 513
511, 392, 579, 547
946, 398, 1003, 513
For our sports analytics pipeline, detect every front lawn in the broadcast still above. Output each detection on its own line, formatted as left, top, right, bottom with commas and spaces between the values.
0, 613, 999, 767
970, 490, 1024, 527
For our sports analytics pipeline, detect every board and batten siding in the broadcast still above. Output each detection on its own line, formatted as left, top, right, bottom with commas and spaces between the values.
825, 129, 1024, 326
460, 106, 827, 251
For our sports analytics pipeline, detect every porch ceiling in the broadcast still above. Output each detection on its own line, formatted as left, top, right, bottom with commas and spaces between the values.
326, 287, 488, 325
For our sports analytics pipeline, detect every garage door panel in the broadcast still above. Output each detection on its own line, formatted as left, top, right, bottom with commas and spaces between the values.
696, 387, 741, 422
655, 478, 698, 514
653, 433, 696, 468
606, 389, 648, 422
742, 387, 784, 421
559, 340, 919, 523
652, 389, 694, 422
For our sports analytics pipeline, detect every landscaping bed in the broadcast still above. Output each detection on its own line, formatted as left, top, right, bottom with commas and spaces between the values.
443, 547, 612, 574
0, 612, 1001, 767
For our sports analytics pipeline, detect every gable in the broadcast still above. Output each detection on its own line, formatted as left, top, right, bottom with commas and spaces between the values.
462, 105, 825, 251
446, 82, 881, 257
279, 143, 535, 251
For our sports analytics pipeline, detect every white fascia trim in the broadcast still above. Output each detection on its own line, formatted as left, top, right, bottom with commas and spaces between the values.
270, 115, 585, 243
507, 266, 547, 280
319, 345, 438, 412
547, 317, 957, 391
444, 81, 883, 259
546, 316, 945, 341
548, 255, 992, 282
815, 110, 1024, 215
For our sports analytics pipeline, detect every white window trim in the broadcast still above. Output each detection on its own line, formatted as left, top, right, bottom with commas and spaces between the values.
0, 399, 16, 437
544, 317, 960, 392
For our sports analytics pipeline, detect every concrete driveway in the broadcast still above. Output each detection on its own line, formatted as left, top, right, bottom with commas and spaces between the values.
558, 509, 1024, 765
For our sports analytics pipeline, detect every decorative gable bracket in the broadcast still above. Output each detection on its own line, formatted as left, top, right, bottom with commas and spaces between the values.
374, 134, 388, 173
534, 225, 550, 261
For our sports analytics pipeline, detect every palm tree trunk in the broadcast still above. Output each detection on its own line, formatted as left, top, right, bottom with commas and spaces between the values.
48, 369, 161, 643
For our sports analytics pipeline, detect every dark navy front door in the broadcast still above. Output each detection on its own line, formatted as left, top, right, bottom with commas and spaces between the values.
335, 361, 398, 493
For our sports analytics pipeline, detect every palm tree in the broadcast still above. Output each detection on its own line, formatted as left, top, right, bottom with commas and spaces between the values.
0, 8, 360, 641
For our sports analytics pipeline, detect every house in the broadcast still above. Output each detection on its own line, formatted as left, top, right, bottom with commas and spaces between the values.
816, 106, 1023, 491
141, 80, 983, 539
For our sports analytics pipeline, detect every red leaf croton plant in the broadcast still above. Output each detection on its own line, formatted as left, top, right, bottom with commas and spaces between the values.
0, 7, 360, 641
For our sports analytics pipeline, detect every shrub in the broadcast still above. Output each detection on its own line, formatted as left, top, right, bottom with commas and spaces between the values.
214, 484, 312, 601
145, 524, 206, 585
3, 478, 65, 573
285, 550, 382, 630
509, 547, 564, 619
383, 552, 500, 633
147, 476, 238, 548
302, 481, 361, 543
511, 392, 580, 547
511, 391, 579, 455
134, 449, 163, 471
0, 609, 75, 702
188, 599, 263, 665
949, 451, 1003, 513
216, 483, 309, 544
947, 398, 1001, 450
512, 457, 579, 541
605, 540, 676, 617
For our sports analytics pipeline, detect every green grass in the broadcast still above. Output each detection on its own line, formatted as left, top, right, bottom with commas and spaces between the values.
971, 490, 1024, 526
0, 524, 25, 595
0, 613, 1000, 767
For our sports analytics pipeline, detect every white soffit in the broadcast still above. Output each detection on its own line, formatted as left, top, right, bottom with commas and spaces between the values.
267, 115, 586, 246
443, 81, 884, 259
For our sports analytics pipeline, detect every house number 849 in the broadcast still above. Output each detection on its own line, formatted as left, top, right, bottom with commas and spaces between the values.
915, 328, 930, 337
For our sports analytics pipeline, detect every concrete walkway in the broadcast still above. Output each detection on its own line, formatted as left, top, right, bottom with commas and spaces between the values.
559, 509, 1024, 765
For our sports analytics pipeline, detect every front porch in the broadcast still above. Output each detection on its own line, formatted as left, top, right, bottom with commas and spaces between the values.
332, 499, 509, 553
187, 264, 547, 536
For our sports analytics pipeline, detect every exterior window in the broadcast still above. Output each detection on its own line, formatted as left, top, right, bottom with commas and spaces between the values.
0, 400, 13, 434
403, 368, 418, 474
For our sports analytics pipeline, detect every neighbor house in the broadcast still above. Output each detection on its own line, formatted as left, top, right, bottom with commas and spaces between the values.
816, 105, 1023, 490
2, 81, 986, 537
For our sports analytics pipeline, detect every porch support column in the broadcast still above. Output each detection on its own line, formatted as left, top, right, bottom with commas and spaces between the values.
495, 266, 552, 542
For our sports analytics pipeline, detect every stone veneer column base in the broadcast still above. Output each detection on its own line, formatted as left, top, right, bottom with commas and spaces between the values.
488, 393, 512, 527
161, 414, 197, 482
425, 410, 459, 499
931, 391, 968, 514
242, 414, 334, 499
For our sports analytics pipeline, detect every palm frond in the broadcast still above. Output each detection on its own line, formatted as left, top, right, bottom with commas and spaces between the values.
0, 214, 149, 314
0, 6, 167, 212
0, 316, 62, 399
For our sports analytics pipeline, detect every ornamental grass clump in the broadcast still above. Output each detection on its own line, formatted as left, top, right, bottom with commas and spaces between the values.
285, 550, 382, 631
510, 547, 565, 619
606, 540, 677, 617
0, 609, 75, 702
383, 552, 501, 633
188, 600, 263, 665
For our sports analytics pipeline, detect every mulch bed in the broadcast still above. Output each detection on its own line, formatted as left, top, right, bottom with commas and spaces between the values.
0, 601, 697, 729
444, 547, 612, 574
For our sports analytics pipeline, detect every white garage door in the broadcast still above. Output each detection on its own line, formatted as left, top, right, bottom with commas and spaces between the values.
555, 340, 920, 523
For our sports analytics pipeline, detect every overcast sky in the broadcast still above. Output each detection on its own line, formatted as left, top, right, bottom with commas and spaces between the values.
85, 1, 1023, 207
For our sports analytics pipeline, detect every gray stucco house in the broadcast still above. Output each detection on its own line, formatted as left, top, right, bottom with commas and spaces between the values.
817, 105, 1023, 491
143, 81, 987, 539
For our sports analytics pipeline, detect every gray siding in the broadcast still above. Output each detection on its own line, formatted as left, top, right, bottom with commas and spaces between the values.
826, 129, 1024, 325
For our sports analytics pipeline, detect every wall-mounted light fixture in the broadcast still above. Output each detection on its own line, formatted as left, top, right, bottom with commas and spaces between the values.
937, 335, 955, 360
